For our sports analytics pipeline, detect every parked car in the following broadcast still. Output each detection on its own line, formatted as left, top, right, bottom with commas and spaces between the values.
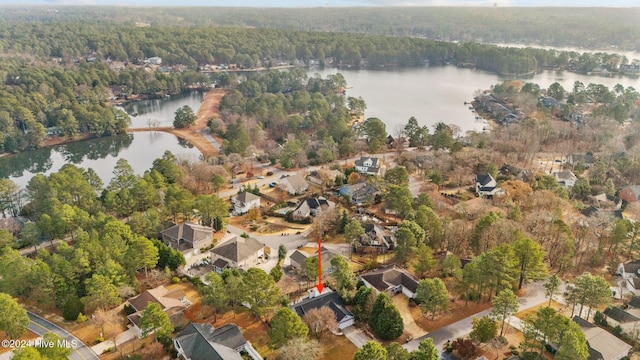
269, 182, 277, 188
258, 175, 265, 179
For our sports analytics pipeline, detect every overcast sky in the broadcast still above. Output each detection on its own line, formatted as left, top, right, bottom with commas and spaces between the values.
1, 0, 639, 6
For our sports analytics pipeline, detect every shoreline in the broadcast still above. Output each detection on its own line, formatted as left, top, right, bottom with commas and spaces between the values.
126, 88, 224, 159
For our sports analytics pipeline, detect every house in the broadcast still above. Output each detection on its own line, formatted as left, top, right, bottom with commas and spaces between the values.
573, 316, 632, 360
148, 57, 162, 65
357, 223, 395, 253
602, 306, 640, 334
173, 322, 262, 360
351, 184, 381, 205
619, 185, 640, 204
210, 235, 265, 272
306, 169, 343, 188
291, 197, 335, 222
231, 192, 261, 215
289, 246, 337, 275
354, 157, 381, 176
291, 290, 355, 330
278, 174, 309, 196
553, 170, 578, 188
127, 285, 191, 335
360, 265, 420, 299
160, 222, 214, 257
617, 260, 640, 279
539, 96, 562, 109
475, 173, 503, 197
567, 153, 596, 169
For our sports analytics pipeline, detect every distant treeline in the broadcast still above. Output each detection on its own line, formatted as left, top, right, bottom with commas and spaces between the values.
1, 6, 639, 51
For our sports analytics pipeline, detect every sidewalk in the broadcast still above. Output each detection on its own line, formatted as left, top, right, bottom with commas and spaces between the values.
91, 327, 139, 355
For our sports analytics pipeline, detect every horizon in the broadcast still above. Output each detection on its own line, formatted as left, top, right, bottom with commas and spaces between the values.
1, 0, 639, 7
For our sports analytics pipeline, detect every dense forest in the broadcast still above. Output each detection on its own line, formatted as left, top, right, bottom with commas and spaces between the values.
1, 6, 639, 51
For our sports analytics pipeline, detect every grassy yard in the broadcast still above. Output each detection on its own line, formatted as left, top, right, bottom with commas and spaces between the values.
411, 299, 493, 332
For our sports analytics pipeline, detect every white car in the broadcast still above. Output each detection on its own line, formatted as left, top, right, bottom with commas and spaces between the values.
257, 175, 265, 179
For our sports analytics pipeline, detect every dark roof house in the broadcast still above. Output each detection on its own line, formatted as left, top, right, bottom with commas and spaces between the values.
210, 236, 265, 271
291, 291, 355, 330
360, 265, 419, 298
160, 222, 214, 254
173, 322, 262, 360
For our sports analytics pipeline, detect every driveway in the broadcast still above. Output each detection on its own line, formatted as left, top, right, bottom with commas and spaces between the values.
28, 311, 99, 360
343, 325, 372, 348
391, 295, 427, 338
91, 327, 138, 355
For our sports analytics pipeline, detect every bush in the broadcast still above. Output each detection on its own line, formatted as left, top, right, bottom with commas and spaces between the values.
190, 276, 204, 288
270, 266, 283, 282
95, 337, 104, 344
612, 325, 623, 336
76, 313, 88, 323
594, 311, 607, 326
172, 276, 181, 284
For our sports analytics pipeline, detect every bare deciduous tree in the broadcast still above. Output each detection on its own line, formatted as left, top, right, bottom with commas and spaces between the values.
302, 306, 338, 338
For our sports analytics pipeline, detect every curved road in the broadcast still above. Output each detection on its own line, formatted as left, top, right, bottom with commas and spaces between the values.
27, 312, 98, 360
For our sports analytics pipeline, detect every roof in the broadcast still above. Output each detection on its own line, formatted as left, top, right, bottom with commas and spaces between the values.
355, 157, 379, 168
628, 277, 640, 290
233, 191, 260, 205
622, 260, 640, 274
291, 291, 354, 324
629, 295, 640, 308
212, 258, 229, 269
280, 174, 308, 192
620, 185, 640, 201
289, 250, 309, 267
128, 285, 187, 312
603, 306, 640, 323
289, 247, 336, 268
211, 236, 264, 263
160, 222, 213, 244
360, 265, 419, 294
475, 173, 494, 186
573, 316, 632, 360
174, 323, 245, 360
553, 170, 577, 181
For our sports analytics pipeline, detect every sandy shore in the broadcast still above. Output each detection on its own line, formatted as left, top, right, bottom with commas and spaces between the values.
128, 88, 225, 158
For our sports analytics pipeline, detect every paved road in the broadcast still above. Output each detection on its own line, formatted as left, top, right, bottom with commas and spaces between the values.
403, 281, 548, 353
28, 312, 98, 360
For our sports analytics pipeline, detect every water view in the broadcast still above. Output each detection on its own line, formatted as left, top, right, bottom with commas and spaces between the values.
120, 91, 205, 128
0, 132, 202, 188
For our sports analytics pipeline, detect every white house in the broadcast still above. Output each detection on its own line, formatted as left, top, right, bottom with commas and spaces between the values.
148, 56, 162, 65
475, 173, 504, 197
618, 260, 640, 295
354, 157, 381, 175
231, 192, 261, 215
553, 170, 578, 188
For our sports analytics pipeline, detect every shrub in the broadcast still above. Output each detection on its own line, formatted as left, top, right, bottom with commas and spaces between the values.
62, 296, 84, 321
172, 276, 181, 284
76, 313, 88, 323
95, 337, 104, 344
270, 266, 283, 282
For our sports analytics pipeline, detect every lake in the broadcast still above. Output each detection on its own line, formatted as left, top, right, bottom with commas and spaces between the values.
0, 132, 202, 188
3, 63, 640, 188
120, 91, 205, 128
311, 65, 640, 134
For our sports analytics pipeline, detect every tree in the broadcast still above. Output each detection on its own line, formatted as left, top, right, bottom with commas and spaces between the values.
202, 272, 229, 322
330, 256, 356, 299
353, 341, 387, 360
361, 117, 387, 152
411, 338, 439, 360
385, 185, 413, 218
513, 233, 548, 289
369, 293, 404, 340
442, 254, 462, 278
544, 274, 561, 306
211, 173, 226, 194
394, 227, 417, 265
241, 268, 281, 319
572, 272, 611, 320
12, 347, 43, 360
302, 306, 337, 338
416, 278, 449, 319
490, 289, 518, 336
277, 337, 323, 360
268, 307, 309, 349
84, 274, 121, 312
343, 219, 364, 258
386, 342, 410, 360
385, 166, 410, 187
173, 105, 197, 128
352, 285, 375, 322
413, 243, 436, 278
0, 293, 29, 339
38, 332, 73, 359
139, 302, 173, 340
93, 308, 119, 349
555, 321, 589, 360
470, 316, 497, 343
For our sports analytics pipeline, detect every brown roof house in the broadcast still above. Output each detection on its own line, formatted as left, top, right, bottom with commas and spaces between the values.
360, 265, 420, 299
173, 322, 263, 360
126, 285, 191, 336
278, 174, 309, 196
619, 185, 640, 204
210, 235, 265, 273
160, 222, 214, 258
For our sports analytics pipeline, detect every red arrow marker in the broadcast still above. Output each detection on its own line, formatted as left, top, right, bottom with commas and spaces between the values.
316, 237, 324, 294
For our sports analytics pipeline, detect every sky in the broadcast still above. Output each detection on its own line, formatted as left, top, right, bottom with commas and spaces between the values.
1, 0, 639, 6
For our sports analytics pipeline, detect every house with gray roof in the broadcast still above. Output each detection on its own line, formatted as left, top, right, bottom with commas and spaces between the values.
573, 316, 632, 360
360, 265, 420, 299
291, 290, 355, 330
354, 157, 381, 175
210, 235, 265, 273
357, 223, 395, 253
160, 222, 214, 257
291, 197, 335, 222
289, 246, 337, 275
351, 183, 381, 205
603, 306, 640, 332
278, 174, 309, 196
231, 192, 260, 215
567, 153, 596, 169
553, 170, 578, 188
173, 322, 262, 360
